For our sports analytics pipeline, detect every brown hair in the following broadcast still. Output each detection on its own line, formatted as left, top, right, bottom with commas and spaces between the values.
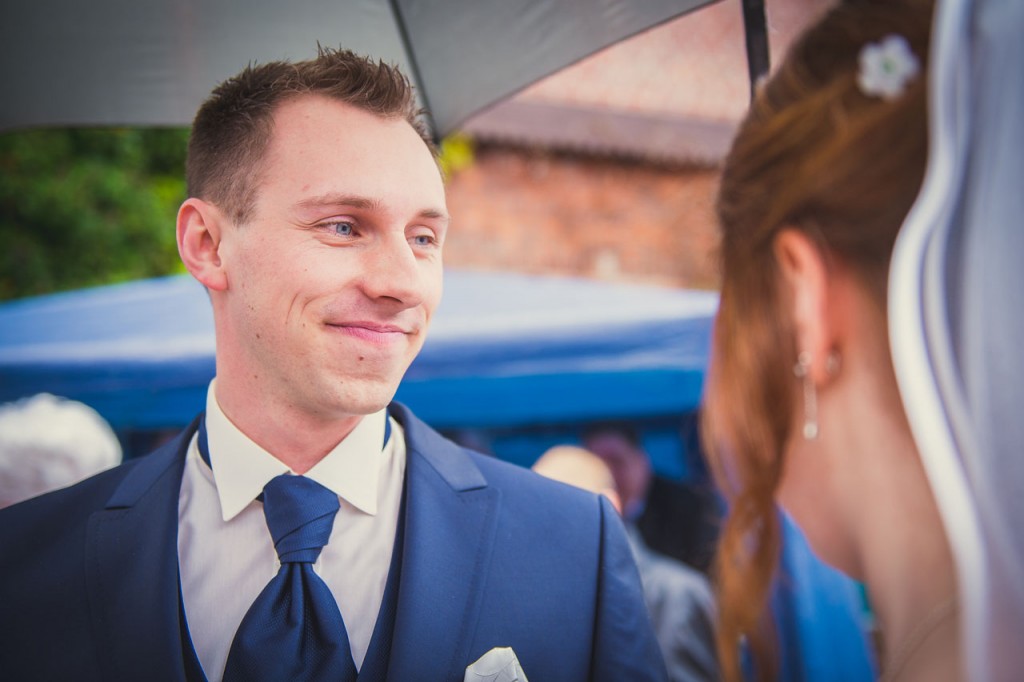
186, 46, 433, 225
701, 0, 933, 679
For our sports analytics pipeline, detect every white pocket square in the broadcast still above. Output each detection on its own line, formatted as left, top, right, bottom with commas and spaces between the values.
464, 646, 530, 682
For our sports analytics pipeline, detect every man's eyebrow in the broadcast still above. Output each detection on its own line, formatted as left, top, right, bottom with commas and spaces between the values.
418, 208, 451, 225
294, 194, 449, 225
294, 194, 380, 212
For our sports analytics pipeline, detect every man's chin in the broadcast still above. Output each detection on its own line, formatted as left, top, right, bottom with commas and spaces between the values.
331, 380, 402, 417
301, 365, 409, 419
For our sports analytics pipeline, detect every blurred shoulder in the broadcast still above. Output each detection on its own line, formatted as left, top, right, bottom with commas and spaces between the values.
1, 457, 138, 524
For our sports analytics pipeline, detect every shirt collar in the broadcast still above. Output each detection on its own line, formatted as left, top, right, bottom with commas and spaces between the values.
203, 381, 388, 521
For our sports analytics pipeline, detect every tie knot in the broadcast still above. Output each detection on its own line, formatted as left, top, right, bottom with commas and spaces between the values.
262, 474, 340, 564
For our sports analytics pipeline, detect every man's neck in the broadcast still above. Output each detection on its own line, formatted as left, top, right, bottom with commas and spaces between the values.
252, 420, 362, 475
213, 386, 363, 475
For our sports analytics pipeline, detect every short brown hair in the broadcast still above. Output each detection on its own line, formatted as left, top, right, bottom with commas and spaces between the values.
700, 0, 933, 678
186, 46, 433, 225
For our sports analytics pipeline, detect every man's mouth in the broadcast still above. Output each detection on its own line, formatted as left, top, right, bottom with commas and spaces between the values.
325, 321, 412, 346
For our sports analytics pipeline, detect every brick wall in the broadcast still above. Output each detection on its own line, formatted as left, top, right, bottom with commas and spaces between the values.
442, 143, 722, 290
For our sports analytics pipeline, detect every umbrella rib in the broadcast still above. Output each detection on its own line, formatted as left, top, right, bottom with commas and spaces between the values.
741, 0, 770, 100
387, 0, 440, 142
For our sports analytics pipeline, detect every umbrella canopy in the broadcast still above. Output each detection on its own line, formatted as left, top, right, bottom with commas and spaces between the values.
0, 0, 722, 137
0, 270, 718, 431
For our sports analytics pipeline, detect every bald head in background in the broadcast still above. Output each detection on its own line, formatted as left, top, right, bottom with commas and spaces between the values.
532, 445, 621, 513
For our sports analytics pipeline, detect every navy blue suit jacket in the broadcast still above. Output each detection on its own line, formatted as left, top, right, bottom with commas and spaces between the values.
0, 403, 666, 681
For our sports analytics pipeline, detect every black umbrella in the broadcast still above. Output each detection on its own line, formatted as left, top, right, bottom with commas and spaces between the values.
0, 0, 767, 137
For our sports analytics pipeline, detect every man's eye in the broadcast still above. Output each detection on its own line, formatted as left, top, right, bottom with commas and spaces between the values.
412, 234, 436, 247
327, 221, 354, 236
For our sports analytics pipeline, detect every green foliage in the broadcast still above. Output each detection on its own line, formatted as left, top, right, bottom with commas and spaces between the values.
0, 127, 189, 301
0, 127, 475, 301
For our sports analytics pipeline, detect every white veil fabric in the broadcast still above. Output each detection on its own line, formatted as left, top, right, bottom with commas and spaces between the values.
889, 0, 1024, 679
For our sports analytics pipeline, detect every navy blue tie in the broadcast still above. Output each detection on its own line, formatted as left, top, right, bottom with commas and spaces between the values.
221, 474, 357, 682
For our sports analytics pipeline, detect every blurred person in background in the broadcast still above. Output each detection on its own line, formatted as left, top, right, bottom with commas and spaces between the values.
0, 393, 122, 508
698, 0, 957, 680
583, 422, 720, 574
535, 445, 718, 682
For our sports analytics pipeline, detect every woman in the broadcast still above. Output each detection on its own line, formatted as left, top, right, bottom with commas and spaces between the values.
700, 0, 959, 679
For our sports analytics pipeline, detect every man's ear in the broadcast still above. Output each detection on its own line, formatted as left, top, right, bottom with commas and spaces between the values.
177, 198, 228, 292
774, 228, 838, 383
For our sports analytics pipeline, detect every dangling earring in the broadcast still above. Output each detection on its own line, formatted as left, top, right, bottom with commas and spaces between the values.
793, 351, 818, 440
826, 350, 842, 377
794, 350, 841, 440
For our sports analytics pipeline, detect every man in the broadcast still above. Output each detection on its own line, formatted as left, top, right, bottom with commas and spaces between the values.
583, 423, 721, 574
534, 446, 718, 682
0, 49, 665, 682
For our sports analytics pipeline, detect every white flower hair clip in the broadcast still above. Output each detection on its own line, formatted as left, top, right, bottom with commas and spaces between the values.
857, 34, 920, 100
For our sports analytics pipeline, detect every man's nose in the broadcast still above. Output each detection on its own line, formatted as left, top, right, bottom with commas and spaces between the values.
360, 233, 424, 307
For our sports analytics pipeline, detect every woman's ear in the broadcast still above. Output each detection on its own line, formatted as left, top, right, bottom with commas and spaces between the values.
774, 228, 838, 383
177, 198, 228, 292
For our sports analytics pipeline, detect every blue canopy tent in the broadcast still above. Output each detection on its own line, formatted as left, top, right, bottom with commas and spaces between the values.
0, 269, 719, 474
0, 269, 716, 454
0, 268, 876, 679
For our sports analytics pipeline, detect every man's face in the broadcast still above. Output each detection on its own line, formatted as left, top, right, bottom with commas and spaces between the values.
214, 94, 448, 422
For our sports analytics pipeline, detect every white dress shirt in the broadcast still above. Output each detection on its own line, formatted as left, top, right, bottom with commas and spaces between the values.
178, 382, 406, 681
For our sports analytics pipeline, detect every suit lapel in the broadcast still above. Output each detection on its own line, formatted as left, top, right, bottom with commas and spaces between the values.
386, 405, 500, 681
85, 418, 199, 682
